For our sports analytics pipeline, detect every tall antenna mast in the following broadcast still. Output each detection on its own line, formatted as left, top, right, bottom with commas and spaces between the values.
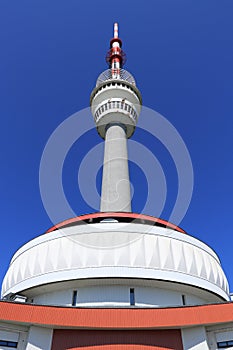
106, 23, 126, 79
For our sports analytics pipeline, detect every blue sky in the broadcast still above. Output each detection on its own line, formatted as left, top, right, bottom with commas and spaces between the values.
1, 1, 233, 293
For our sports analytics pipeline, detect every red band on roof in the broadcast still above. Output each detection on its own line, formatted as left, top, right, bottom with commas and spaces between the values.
45, 212, 186, 234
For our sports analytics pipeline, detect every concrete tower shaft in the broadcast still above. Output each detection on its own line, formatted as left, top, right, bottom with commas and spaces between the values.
101, 124, 131, 212
90, 23, 142, 212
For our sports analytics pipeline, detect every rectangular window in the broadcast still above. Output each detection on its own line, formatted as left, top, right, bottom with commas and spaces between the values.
72, 290, 77, 306
0, 340, 18, 348
182, 294, 186, 305
217, 340, 233, 348
130, 288, 135, 306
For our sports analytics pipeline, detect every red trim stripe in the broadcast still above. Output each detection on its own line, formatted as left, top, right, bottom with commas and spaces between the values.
45, 212, 186, 234
0, 301, 233, 329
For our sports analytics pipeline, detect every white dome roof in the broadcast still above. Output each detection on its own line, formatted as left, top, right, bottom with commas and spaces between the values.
1, 215, 229, 301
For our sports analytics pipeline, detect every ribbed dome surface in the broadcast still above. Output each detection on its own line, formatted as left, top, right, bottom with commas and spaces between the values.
2, 218, 229, 301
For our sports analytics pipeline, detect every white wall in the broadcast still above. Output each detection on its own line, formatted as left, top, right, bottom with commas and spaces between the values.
33, 289, 72, 306
0, 323, 28, 350
206, 324, 233, 350
0, 330, 19, 342
77, 285, 128, 306
131, 286, 181, 307
215, 330, 233, 342
0, 330, 19, 350
26, 326, 53, 350
32, 283, 210, 307
185, 294, 204, 306
182, 327, 209, 350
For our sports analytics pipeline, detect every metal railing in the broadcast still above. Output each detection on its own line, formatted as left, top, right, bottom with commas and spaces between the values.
94, 99, 138, 123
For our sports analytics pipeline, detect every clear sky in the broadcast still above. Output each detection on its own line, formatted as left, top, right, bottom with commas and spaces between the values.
1, 1, 233, 293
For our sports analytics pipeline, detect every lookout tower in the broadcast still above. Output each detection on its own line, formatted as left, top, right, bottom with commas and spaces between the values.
0, 22, 233, 350
1, 23, 229, 310
90, 23, 142, 212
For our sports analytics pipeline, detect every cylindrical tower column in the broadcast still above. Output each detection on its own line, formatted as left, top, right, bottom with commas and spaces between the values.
101, 124, 131, 212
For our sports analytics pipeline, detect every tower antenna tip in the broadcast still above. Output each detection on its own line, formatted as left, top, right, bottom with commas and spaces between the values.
114, 23, 118, 38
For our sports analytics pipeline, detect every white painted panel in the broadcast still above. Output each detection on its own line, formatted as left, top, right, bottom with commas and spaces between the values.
32, 283, 214, 307
0, 330, 19, 341
185, 294, 204, 306
216, 330, 233, 342
135, 286, 181, 307
182, 327, 209, 350
34, 289, 72, 306
26, 326, 53, 350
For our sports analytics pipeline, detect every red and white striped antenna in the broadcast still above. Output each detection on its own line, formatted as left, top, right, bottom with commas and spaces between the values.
114, 22, 118, 38
106, 23, 126, 78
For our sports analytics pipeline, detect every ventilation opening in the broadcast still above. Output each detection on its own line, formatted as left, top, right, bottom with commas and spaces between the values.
130, 288, 135, 306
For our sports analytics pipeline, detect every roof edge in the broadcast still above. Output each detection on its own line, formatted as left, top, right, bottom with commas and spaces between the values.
45, 212, 186, 234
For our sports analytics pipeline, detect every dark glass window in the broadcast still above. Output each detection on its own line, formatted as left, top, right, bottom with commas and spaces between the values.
0, 340, 18, 348
72, 290, 77, 306
217, 340, 233, 348
7, 342, 18, 348
130, 288, 135, 306
182, 294, 186, 305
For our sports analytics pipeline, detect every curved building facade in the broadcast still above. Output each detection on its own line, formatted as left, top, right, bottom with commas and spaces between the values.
1, 212, 229, 306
